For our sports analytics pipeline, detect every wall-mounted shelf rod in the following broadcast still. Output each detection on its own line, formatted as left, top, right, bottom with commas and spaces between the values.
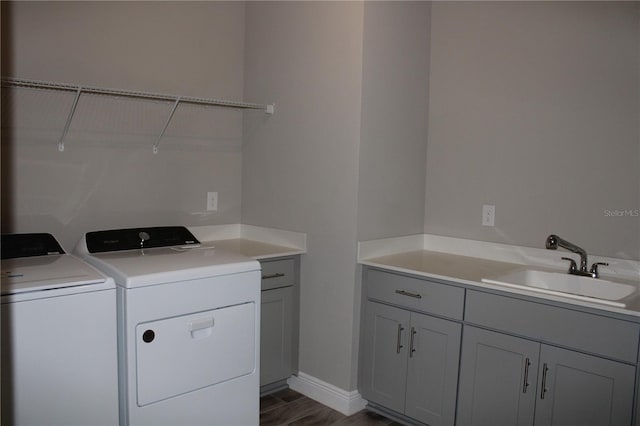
1, 77, 274, 112
1, 77, 275, 153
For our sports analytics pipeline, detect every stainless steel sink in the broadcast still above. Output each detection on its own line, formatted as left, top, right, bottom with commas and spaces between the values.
481, 269, 636, 307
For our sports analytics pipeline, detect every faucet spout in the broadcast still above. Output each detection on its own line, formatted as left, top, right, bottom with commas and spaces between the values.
545, 234, 589, 274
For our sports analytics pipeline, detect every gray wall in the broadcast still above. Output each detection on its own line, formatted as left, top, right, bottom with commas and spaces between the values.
357, 2, 431, 241
425, 2, 640, 260
242, 1, 365, 391
242, 0, 432, 392
1, 1, 246, 250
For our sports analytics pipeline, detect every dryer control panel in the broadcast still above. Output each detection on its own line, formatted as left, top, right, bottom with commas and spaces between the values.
85, 226, 200, 253
1, 233, 65, 259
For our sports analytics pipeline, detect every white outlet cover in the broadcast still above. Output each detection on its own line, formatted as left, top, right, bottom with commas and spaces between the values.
482, 204, 495, 227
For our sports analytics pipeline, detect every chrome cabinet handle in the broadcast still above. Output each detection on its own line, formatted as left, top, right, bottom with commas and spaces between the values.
540, 363, 549, 399
262, 272, 285, 280
522, 358, 531, 393
395, 289, 422, 299
396, 324, 405, 354
409, 327, 417, 358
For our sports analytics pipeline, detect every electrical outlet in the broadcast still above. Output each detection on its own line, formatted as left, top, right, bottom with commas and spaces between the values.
207, 192, 218, 211
482, 204, 495, 227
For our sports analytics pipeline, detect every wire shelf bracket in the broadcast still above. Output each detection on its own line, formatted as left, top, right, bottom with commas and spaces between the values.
1, 77, 275, 154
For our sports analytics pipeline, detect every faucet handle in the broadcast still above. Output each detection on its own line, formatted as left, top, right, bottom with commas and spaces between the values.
590, 262, 609, 279
561, 257, 578, 273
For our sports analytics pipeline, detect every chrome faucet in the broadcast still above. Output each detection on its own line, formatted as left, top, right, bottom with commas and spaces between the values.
545, 234, 608, 278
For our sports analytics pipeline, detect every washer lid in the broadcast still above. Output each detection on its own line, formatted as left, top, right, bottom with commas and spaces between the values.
80, 245, 259, 288
74, 226, 259, 288
1, 254, 112, 296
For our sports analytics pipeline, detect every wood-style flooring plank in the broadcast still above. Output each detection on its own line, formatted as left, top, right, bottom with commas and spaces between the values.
260, 394, 288, 413
274, 388, 307, 403
260, 396, 329, 426
331, 409, 394, 426
287, 405, 345, 426
260, 389, 396, 426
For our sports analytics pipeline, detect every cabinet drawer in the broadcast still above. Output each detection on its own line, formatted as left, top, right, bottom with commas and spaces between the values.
261, 259, 295, 291
465, 290, 640, 363
365, 269, 464, 320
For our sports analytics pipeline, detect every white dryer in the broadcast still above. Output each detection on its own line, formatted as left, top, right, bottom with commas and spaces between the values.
1, 233, 119, 426
74, 226, 261, 426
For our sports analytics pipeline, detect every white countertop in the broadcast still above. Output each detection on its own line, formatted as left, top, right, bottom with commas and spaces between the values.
359, 235, 640, 318
360, 250, 519, 283
188, 224, 306, 260
200, 239, 304, 260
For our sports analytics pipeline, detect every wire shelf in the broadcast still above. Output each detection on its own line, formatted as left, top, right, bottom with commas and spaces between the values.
1, 77, 274, 153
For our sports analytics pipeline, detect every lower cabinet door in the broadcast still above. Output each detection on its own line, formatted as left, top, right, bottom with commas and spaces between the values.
405, 313, 461, 426
359, 302, 410, 413
260, 287, 293, 386
534, 345, 635, 426
457, 326, 540, 426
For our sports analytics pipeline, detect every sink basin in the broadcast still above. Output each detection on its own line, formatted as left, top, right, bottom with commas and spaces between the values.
481, 269, 636, 307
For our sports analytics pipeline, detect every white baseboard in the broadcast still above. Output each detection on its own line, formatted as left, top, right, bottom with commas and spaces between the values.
287, 372, 367, 416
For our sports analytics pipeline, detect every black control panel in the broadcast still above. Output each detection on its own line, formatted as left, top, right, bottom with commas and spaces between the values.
1, 233, 66, 259
85, 226, 200, 253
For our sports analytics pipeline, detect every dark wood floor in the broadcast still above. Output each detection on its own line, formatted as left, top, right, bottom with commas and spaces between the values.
260, 388, 401, 426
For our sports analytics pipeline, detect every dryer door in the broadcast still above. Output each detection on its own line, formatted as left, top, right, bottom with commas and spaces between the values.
135, 302, 256, 406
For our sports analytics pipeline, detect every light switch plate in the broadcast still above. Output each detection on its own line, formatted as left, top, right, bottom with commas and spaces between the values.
207, 192, 218, 211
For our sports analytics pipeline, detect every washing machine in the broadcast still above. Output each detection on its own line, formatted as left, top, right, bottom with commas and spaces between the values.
74, 226, 261, 426
1, 233, 119, 426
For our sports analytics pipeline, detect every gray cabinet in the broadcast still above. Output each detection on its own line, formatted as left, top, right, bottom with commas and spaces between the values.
404, 311, 462, 426
457, 326, 539, 426
360, 302, 409, 413
260, 286, 293, 386
458, 325, 636, 426
260, 257, 299, 393
462, 289, 638, 426
360, 268, 463, 426
534, 344, 635, 426
359, 268, 640, 426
